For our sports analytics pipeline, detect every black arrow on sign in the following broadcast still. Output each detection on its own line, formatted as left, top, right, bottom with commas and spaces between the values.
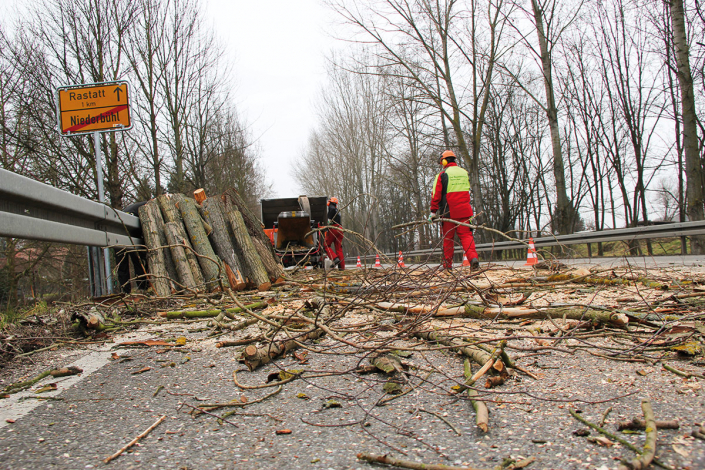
114, 87, 122, 102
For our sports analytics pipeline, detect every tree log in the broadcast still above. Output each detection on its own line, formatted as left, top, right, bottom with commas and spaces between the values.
463, 304, 628, 328
226, 209, 271, 291
158, 301, 268, 319
157, 195, 205, 288
156, 194, 181, 224
252, 237, 284, 281
71, 307, 107, 331
177, 195, 224, 290
164, 222, 197, 291
137, 201, 172, 297
222, 188, 273, 254
413, 330, 500, 369
2, 366, 83, 395
221, 188, 283, 280
465, 360, 489, 433
377, 302, 628, 328
618, 418, 679, 431
201, 197, 246, 290
239, 327, 325, 371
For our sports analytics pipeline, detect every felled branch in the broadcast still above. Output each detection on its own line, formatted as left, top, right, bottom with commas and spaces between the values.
619, 400, 657, 470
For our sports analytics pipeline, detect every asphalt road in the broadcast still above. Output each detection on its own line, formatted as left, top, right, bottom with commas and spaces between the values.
1, 259, 705, 470
1, 322, 704, 469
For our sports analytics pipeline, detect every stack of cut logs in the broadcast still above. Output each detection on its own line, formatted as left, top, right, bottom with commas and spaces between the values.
138, 188, 284, 296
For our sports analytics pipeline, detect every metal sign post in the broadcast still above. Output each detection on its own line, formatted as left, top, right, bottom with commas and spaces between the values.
56, 80, 132, 297
93, 131, 113, 295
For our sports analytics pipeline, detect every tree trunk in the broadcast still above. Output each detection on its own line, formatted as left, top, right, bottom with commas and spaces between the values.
177, 195, 223, 290
221, 188, 273, 254
164, 222, 197, 291
222, 188, 283, 279
531, 0, 574, 235
157, 194, 205, 288
252, 237, 285, 281
671, 0, 705, 254
137, 201, 172, 297
157, 194, 182, 224
226, 209, 271, 291
201, 197, 246, 290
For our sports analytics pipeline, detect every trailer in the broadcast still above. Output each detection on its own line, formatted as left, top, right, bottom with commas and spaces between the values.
260, 196, 328, 268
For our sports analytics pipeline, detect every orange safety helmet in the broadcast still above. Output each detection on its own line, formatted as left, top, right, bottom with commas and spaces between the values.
439, 150, 456, 166
327, 197, 339, 206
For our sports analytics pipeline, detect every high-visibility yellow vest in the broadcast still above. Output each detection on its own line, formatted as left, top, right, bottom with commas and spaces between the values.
432, 165, 470, 195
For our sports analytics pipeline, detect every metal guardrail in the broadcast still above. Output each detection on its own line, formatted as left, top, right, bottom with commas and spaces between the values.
353, 219, 705, 263
0, 168, 142, 247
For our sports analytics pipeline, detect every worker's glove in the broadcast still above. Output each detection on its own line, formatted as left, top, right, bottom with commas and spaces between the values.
427, 212, 438, 223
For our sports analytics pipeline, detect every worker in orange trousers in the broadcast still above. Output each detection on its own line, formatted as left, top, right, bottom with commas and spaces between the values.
429, 150, 479, 271
324, 197, 345, 270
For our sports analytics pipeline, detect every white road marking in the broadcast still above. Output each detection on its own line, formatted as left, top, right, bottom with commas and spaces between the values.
0, 332, 155, 429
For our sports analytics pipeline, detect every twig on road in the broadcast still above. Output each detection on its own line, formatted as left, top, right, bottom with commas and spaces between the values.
103, 414, 166, 464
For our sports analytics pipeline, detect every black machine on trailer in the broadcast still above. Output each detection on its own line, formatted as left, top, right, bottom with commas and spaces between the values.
260, 196, 328, 268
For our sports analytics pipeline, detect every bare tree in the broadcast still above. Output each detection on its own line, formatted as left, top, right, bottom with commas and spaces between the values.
384, 71, 440, 249
504, 0, 583, 234
328, 0, 512, 229
595, 0, 668, 254
124, 0, 168, 197
294, 54, 390, 250
157, 0, 199, 193
670, 0, 705, 253
204, 108, 270, 209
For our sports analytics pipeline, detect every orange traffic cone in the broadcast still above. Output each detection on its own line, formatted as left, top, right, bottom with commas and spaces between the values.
525, 238, 538, 266
462, 254, 471, 266
374, 254, 382, 268
397, 251, 406, 268
356, 256, 362, 268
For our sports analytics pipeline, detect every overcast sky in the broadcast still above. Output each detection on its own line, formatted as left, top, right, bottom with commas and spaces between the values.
1, 0, 339, 198
207, 1, 339, 198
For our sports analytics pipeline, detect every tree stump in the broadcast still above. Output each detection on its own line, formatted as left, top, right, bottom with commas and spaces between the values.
193, 188, 206, 204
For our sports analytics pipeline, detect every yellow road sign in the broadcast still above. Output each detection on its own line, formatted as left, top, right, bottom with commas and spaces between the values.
57, 81, 132, 135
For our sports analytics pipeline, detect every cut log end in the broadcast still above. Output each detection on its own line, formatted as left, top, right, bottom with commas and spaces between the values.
244, 345, 258, 358
194, 188, 206, 204
224, 264, 246, 291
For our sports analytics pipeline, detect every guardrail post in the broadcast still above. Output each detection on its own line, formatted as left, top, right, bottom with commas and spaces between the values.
87, 246, 106, 297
